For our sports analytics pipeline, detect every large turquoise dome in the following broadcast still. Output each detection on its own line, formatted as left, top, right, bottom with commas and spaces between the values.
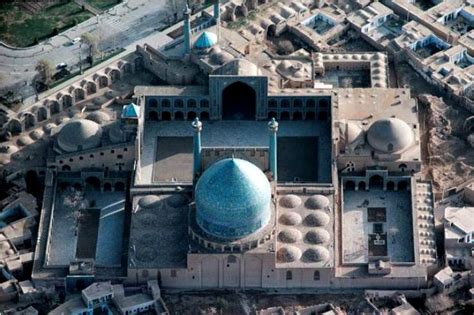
195, 158, 271, 240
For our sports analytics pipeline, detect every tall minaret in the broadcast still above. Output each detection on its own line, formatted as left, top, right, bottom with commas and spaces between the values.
268, 118, 279, 182
183, 4, 192, 55
192, 117, 203, 184
213, 0, 221, 41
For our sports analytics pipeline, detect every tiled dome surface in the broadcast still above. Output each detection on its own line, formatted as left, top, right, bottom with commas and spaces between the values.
195, 158, 271, 240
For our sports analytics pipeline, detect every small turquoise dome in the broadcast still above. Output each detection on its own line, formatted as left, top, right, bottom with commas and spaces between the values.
195, 158, 271, 240
194, 31, 217, 49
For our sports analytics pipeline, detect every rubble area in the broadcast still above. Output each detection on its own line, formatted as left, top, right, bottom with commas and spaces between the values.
163, 292, 364, 315
419, 94, 474, 192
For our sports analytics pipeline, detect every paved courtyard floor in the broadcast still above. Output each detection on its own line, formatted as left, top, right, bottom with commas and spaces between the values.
342, 189, 414, 264
47, 189, 125, 266
139, 120, 331, 185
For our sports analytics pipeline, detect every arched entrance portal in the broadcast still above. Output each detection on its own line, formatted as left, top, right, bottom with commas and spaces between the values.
85, 176, 101, 191
369, 175, 384, 190
222, 82, 256, 120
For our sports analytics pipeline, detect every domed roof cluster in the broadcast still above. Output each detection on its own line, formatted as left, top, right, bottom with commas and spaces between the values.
367, 118, 414, 153
277, 194, 332, 266
57, 119, 103, 153
194, 31, 217, 49
370, 53, 388, 88
195, 158, 271, 240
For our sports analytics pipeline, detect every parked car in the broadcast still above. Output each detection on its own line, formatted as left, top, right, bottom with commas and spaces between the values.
56, 62, 68, 70
71, 37, 81, 45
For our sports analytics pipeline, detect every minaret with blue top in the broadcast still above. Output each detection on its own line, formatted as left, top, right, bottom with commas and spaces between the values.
192, 117, 202, 183
268, 118, 279, 182
213, 0, 220, 20
183, 4, 192, 55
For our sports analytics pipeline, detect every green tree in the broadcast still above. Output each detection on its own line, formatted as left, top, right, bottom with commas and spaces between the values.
81, 32, 99, 64
35, 59, 54, 88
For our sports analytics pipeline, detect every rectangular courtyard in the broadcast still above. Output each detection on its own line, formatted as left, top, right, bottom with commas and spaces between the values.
342, 189, 415, 264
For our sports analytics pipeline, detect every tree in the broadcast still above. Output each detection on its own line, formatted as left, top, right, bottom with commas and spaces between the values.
166, 0, 184, 22
165, 0, 201, 22
81, 32, 99, 64
35, 59, 54, 88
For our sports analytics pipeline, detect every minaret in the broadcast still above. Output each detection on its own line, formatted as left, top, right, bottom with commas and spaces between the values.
213, 0, 220, 20
213, 0, 221, 41
268, 118, 279, 182
183, 4, 192, 55
192, 117, 203, 183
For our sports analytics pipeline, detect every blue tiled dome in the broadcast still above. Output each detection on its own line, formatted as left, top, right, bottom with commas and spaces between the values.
194, 31, 217, 49
195, 158, 271, 240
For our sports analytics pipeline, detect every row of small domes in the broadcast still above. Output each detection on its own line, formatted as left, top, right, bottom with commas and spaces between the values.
279, 194, 330, 209
278, 227, 330, 245
277, 245, 329, 263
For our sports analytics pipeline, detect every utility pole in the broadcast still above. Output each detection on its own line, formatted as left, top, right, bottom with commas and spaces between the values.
79, 43, 83, 74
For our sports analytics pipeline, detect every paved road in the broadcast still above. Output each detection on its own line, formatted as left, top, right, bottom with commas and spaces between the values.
0, 0, 171, 100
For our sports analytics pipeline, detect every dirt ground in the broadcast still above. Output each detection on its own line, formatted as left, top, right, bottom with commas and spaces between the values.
419, 94, 473, 192
393, 62, 473, 193
163, 291, 364, 315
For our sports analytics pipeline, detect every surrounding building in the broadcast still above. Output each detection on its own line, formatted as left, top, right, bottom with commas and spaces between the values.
385, 0, 473, 44
443, 206, 474, 270
433, 266, 470, 294
49, 280, 168, 315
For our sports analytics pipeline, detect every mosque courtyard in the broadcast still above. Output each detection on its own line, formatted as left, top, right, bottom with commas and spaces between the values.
144, 120, 332, 185
342, 189, 415, 264
46, 188, 126, 267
